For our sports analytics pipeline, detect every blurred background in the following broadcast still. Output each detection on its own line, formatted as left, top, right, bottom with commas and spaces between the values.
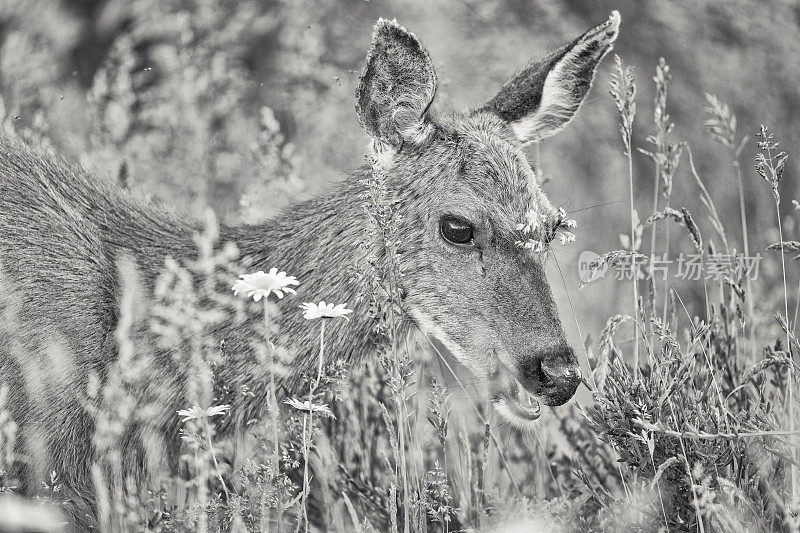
1, 0, 799, 355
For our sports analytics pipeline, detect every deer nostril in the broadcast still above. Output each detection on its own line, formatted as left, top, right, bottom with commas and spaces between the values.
541, 359, 582, 386
515, 345, 582, 406
537, 348, 581, 406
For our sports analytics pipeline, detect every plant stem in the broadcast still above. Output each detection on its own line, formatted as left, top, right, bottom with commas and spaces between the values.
649, 161, 660, 358
649, 163, 660, 261
660, 175, 673, 347
733, 137, 754, 381
316, 321, 325, 388
386, 221, 411, 533
264, 300, 282, 532
776, 200, 797, 504
793, 277, 800, 333
763, 133, 798, 505
204, 420, 230, 501
627, 147, 640, 376
685, 147, 728, 250
734, 137, 752, 320
301, 320, 326, 533
300, 413, 309, 532
633, 418, 800, 440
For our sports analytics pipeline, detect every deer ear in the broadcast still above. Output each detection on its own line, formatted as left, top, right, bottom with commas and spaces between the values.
355, 19, 437, 149
480, 11, 620, 144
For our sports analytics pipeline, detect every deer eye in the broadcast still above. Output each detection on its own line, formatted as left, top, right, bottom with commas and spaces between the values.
440, 216, 474, 245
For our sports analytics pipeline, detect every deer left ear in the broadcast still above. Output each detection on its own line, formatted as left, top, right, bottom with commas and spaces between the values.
356, 19, 437, 150
480, 11, 620, 144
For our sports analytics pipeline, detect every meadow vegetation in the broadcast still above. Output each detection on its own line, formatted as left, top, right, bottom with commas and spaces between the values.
0, 1, 799, 531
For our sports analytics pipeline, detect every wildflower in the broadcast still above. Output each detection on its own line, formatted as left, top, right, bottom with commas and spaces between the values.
558, 231, 576, 245
515, 209, 542, 234
552, 207, 577, 228
300, 301, 352, 321
515, 239, 544, 252
284, 398, 335, 418
177, 404, 231, 422
232, 268, 298, 302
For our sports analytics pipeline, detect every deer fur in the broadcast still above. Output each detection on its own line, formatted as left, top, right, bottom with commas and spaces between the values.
0, 12, 619, 529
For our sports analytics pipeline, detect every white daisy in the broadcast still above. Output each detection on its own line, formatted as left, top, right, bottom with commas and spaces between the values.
232, 268, 299, 302
177, 404, 231, 422
300, 301, 353, 321
284, 398, 335, 418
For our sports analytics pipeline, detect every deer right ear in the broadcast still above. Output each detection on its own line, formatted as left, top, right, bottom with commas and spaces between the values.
480, 11, 620, 144
355, 19, 437, 151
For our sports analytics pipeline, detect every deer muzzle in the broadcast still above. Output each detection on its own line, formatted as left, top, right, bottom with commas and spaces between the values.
518, 345, 582, 406
488, 344, 581, 424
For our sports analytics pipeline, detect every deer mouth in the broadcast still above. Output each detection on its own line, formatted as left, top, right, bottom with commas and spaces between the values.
493, 381, 542, 423
488, 366, 542, 423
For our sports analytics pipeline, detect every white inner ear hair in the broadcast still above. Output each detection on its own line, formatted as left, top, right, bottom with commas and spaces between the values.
511, 33, 614, 143
398, 117, 435, 146
369, 120, 434, 169
392, 105, 435, 146
369, 139, 395, 169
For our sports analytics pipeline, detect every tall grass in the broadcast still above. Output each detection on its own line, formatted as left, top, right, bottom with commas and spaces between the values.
609, 54, 640, 374
1, 6, 800, 530
755, 125, 796, 504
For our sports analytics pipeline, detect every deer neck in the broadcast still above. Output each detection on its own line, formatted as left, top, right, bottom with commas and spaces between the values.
220, 168, 390, 396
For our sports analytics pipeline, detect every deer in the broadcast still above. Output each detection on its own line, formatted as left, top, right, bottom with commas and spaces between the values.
0, 12, 620, 530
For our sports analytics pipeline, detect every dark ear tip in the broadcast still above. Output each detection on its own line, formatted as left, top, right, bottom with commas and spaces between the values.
599, 11, 621, 41
607, 10, 621, 36
580, 11, 621, 48
372, 17, 415, 43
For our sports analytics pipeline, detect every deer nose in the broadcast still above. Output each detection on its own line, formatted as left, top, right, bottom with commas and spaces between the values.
518, 346, 581, 406
540, 357, 582, 405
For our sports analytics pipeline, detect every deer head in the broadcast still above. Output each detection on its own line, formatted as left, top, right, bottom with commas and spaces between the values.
354, 13, 620, 426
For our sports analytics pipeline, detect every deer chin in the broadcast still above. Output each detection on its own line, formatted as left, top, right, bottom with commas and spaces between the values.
406, 309, 543, 427
486, 348, 550, 427
488, 364, 544, 427
493, 386, 542, 425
